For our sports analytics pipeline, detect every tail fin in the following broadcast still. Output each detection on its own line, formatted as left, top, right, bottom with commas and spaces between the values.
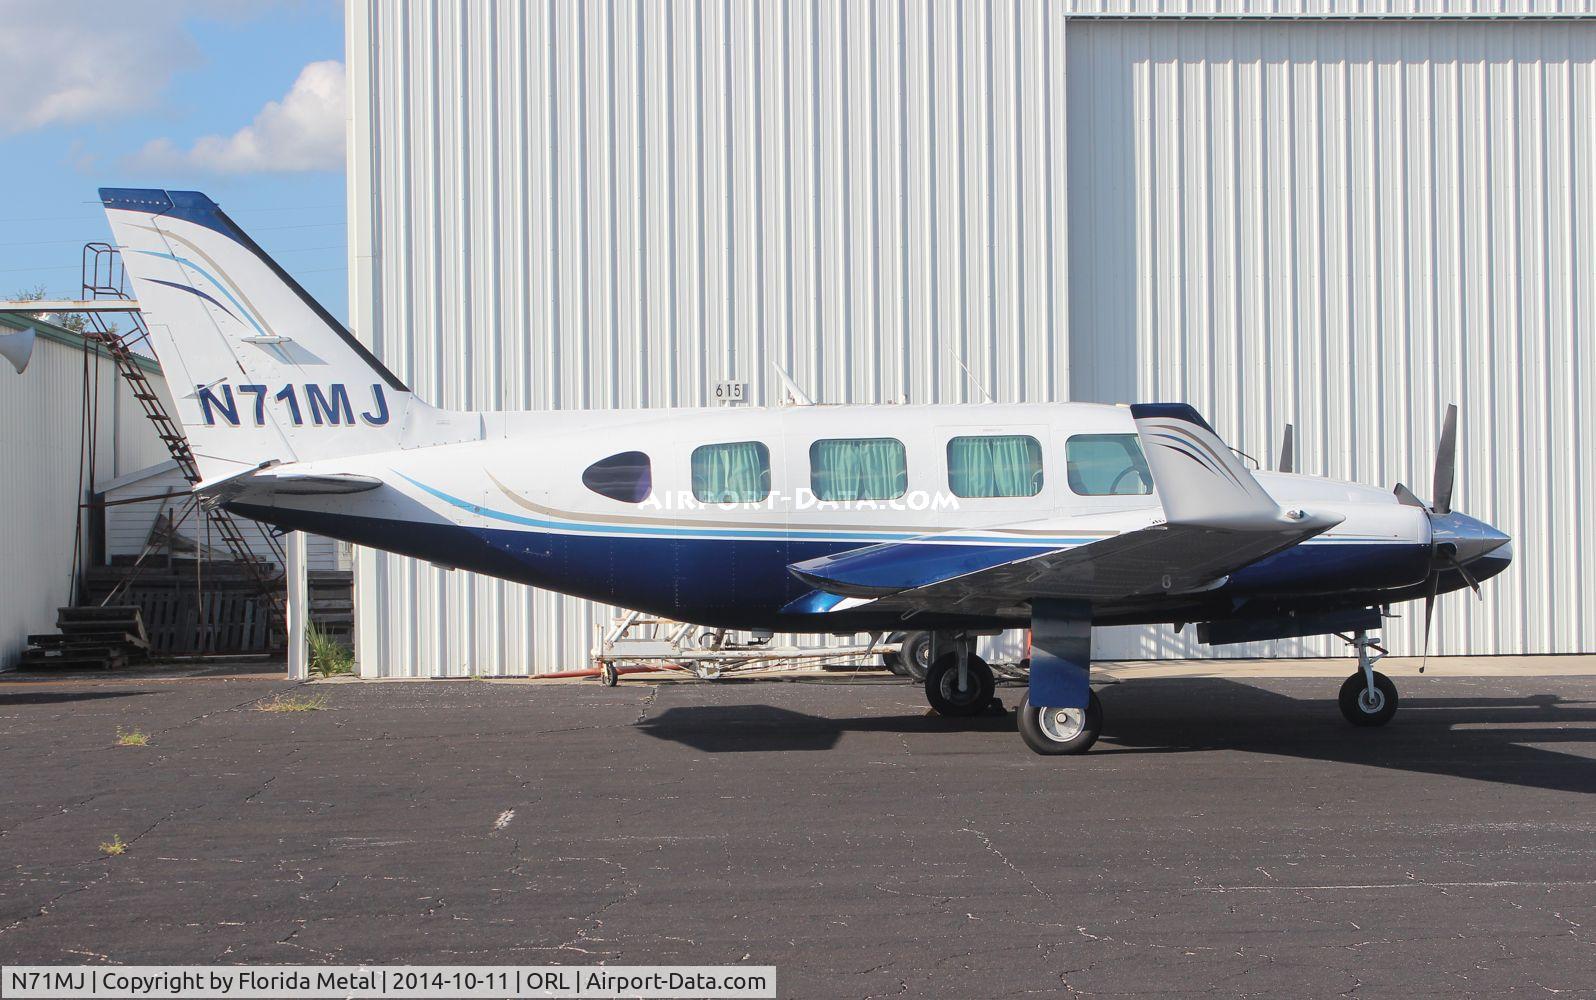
101, 188, 414, 483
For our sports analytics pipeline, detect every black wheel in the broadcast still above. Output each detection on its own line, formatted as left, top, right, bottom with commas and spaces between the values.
1338, 671, 1397, 726
900, 631, 934, 682
924, 652, 996, 718
1017, 689, 1103, 756
599, 663, 619, 687
882, 632, 910, 676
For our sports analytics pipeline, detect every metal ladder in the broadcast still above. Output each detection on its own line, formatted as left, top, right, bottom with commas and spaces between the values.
80, 243, 287, 639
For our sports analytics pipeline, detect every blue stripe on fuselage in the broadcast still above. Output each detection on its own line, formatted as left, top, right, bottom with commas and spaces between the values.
231, 502, 1431, 632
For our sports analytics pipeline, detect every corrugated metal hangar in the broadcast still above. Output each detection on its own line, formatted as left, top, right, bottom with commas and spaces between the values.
0, 313, 174, 667
343, 0, 1595, 676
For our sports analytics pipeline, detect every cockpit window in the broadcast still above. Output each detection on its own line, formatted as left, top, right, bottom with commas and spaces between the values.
1065, 434, 1153, 496
582, 451, 652, 503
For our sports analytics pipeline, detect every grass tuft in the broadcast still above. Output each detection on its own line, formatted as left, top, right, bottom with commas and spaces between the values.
99, 835, 126, 857
115, 727, 149, 748
308, 624, 355, 678
257, 692, 330, 714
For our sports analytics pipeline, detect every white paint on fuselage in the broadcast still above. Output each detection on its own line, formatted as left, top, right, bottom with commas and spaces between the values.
264, 400, 1431, 552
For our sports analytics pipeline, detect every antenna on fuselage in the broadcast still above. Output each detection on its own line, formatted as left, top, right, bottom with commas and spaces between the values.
771, 363, 814, 406
1278, 423, 1295, 473
946, 347, 993, 403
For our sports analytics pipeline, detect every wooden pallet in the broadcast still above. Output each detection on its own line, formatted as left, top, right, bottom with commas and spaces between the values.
19, 606, 148, 670
82, 566, 279, 654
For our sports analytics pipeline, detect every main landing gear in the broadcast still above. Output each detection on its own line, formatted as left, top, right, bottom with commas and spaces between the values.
922, 633, 996, 717
918, 603, 1105, 756
1338, 629, 1399, 726
1016, 599, 1101, 755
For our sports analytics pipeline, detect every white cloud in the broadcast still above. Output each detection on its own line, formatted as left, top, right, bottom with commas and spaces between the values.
0, 1, 203, 134
132, 60, 346, 174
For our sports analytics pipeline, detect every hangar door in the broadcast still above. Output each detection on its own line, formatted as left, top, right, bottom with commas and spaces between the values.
1066, 20, 1596, 658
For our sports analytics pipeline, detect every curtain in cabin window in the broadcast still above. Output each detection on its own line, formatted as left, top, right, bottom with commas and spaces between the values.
809, 438, 907, 501
692, 441, 772, 502
946, 435, 1043, 498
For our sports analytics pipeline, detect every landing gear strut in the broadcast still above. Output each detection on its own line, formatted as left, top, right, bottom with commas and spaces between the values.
1338, 629, 1398, 726
923, 632, 995, 717
1018, 599, 1101, 755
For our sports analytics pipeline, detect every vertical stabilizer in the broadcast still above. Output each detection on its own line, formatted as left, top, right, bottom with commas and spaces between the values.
100, 188, 416, 483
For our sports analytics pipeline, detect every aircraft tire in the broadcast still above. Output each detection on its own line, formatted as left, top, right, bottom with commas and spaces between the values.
900, 631, 934, 682
924, 652, 995, 718
1338, 671, 1398, 726
882, 632, 910, 676
1017, 690, 1102, 755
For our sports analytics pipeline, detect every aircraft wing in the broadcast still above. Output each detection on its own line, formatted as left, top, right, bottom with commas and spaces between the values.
787, 403, 1343, 615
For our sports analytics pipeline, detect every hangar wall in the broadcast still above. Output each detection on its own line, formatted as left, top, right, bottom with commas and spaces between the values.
0, 315, 174, 669
346, 0, 1073, 676
347, 1, 1593, 675
1069, 19, 1596, 657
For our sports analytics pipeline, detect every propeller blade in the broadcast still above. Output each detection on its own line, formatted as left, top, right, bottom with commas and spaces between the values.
1393, 483, 1425, 508
1448, 555, 1483, 598
1432, 403, 1458, 515
1278, 424, 1294, 474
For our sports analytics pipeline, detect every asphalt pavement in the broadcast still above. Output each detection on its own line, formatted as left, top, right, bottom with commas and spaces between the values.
2, 667, 1594, 997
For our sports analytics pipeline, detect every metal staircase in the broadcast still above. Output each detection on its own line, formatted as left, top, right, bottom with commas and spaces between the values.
79, 243, 287, 637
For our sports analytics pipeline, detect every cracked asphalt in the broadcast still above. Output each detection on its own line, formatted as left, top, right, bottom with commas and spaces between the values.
2, 669, 1595, 997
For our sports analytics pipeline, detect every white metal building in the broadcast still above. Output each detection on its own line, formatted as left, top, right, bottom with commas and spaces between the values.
344, 0, 1595, 676
0, 313, 174, 668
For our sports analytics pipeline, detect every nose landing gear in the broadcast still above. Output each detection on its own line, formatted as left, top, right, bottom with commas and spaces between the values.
1338, 629, 1398, 726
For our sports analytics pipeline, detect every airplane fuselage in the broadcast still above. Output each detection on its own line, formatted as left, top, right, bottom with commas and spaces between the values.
227, 400, 1502, 634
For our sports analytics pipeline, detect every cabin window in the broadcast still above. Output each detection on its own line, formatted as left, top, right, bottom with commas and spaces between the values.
809, 438, 907, 501
692, 441, 771, 503
946, 435, 1044, 498
582, 450, 652, 503
1065, 434, 1153, 496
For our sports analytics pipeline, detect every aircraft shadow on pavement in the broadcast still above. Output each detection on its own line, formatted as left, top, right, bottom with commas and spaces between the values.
0, 689, 150, 706
636, 701, 1015, 753
635, 678, 1596, 794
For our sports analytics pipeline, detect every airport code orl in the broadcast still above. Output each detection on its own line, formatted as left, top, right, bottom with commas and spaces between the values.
197, 383, 392, 427
1, 965, 778, 999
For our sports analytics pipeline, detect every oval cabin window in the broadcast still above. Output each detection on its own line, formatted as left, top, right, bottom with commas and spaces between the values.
582, 451, 652, 503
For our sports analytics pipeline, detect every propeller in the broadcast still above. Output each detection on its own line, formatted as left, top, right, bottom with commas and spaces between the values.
1277, 423, 1294, 474
1392, 404, 1474, 671
1431, 403, 1457, 515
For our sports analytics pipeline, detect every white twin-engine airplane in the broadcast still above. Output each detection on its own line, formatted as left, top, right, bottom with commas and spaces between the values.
102, 188, 1512, 755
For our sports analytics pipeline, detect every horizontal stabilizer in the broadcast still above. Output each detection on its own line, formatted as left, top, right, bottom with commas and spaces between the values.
196, 466, 383, 505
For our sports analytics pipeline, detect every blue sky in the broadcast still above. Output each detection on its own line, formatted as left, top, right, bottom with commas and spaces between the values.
0, 1, 350, 320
